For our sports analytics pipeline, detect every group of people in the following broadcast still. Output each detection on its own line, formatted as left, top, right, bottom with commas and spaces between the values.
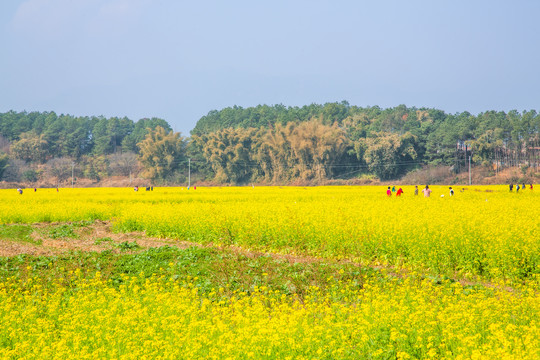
509, 183, 533, 192
387, 185, 455, 197
386, 186, 404, 197
17, 187, 40, 194
16, 187, 60, 194
134, 186, 155, 192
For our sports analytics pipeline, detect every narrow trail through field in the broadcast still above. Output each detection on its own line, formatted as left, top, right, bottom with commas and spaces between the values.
0, 220, 514, 292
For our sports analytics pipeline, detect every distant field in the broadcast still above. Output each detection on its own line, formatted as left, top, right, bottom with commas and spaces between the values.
0, 186, 538, 359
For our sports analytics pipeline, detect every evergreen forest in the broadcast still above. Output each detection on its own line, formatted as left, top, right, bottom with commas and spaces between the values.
0, 102, 538, 185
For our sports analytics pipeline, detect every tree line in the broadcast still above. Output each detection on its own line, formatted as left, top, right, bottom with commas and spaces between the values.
191, 103, 539, 182
0, 111, 170, 183
1, 103, 539, 184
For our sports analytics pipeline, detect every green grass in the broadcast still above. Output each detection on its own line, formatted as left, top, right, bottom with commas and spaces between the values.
116, 240, 141, 251
47, 224, 78, 239
94, 237, 113, 245
0, 224, 41, 245
44, 221, 93, 239
0, 246, 381, 298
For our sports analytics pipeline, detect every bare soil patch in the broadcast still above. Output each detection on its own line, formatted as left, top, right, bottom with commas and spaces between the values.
0, 221, 199, 257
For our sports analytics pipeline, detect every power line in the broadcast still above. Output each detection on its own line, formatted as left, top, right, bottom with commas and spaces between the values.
63, 152, 539, 184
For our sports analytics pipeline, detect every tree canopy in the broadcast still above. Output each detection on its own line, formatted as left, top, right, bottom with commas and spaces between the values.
190, 104, 539, 183
1, 105, 538, 184
0, 111, 170, 161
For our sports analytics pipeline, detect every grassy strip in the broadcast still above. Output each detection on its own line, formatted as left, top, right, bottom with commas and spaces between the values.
0, 246, 382, 298
0, 224, 41, 245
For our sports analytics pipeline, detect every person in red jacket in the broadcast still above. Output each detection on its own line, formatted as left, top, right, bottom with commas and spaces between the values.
396, 187, 403, 196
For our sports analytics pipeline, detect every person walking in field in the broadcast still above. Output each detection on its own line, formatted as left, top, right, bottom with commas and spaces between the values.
414, 185, 419, 196
509, 184, 513, 191
422, 185, 432, 197
449, 187, 454, 196
396, 187, 403, 196
387, 187, 392, 197
516, 184, 520, 193
530, 184, 533, 190
391, 186, 396, 193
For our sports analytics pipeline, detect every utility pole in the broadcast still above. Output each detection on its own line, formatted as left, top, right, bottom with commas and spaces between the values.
188, 158, 191, 189
71, 162, 75, 188
468, 156, 472, 185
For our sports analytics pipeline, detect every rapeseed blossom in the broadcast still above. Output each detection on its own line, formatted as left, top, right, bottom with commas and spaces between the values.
1, 185, 539, 359
6, 185, 532, 282
0, 273, 538, 359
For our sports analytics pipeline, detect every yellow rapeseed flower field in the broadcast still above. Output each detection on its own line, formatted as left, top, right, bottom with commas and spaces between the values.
0, 272, 538, 359
2, 185, 536, 282
0, 185, 538, 359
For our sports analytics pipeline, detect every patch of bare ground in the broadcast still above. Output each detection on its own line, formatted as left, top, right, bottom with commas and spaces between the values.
0, 221, 517, 292
0, 241, 58, 257
0, 221, 201, 257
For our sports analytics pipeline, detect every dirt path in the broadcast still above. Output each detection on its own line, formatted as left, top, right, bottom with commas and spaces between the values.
0, 220, 199, 257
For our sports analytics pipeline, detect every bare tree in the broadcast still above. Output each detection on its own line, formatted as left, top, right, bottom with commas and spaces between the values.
2, 159, 25, 182
0, 134, 10, 154
108, 152, 140, 177
45, 157, 73, 184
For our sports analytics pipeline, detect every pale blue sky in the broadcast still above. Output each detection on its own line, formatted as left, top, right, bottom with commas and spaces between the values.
1, 0, 539, 135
